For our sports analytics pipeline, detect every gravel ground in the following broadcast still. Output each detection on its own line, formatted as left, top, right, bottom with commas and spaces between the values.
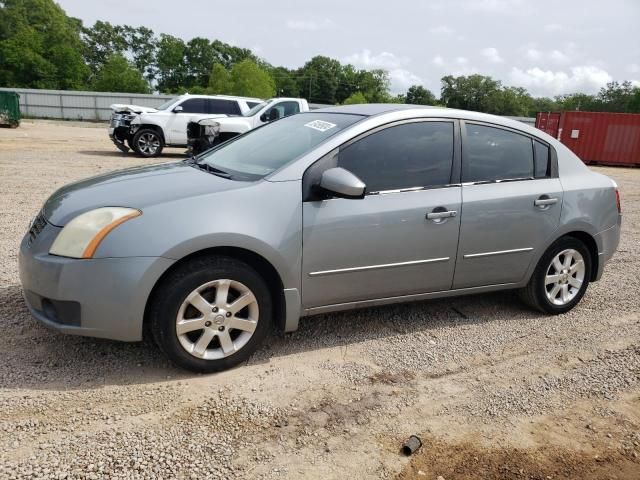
0, 120, 639, 479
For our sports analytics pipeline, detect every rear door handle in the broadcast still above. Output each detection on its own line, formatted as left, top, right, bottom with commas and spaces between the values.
426, 210, 457, 220
534, 196, 558, 207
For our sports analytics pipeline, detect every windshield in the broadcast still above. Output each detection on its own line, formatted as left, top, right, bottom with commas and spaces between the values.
156, 97, 179, 111
196, 113, 364, 180
243, 100, 270, 117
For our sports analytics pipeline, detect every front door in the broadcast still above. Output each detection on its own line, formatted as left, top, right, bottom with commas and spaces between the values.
164, 98, 208, 145
453, 122, 563, 288
302, 120, 462, 308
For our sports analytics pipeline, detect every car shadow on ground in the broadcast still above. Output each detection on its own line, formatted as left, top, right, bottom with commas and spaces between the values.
77, 150, 187, 159
0, 283, 538, 391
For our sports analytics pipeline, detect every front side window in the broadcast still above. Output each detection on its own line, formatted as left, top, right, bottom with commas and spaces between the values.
179, 98, 208, 114
197, 113, 364, 180
463, 124, 534, 183
156, 97, 179, 111
269, 101, 300, 120
246, 101, 261, 109
337, 121, 454, 193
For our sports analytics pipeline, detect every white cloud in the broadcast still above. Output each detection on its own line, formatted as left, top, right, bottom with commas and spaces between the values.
466, 0, 526, 13
544, 23, 563, 32
429, 25, 454, 35
432, 55, 445, 67
481, 47, 503, 63
509, 65, 613, 96
455, 57, 468, 65
342, 49, 408, 70
526, 48, 542, 61
342, 49, 422, 93
626, 63, 640, 74
286, 18, 334, 31
550, 49, 569, 63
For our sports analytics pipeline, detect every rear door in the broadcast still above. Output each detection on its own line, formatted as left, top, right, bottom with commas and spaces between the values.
302, 119, 462, 308
453, 122, 563, 289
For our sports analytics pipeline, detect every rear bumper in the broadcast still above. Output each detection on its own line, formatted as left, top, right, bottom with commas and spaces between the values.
593, 215, 622, 281
19, 232, 174, 341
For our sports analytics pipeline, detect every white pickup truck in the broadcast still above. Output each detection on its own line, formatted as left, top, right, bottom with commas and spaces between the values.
110, 95, 309, 157
109, 94, 262, 157
186, 97, 310, 155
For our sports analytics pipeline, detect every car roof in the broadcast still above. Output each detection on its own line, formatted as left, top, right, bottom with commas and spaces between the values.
312, 103, 550, 139
177, 94, 263, 102
314, 103, 430, 116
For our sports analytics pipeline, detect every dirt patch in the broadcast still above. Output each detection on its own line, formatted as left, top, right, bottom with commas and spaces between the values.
398, 437, 639, 480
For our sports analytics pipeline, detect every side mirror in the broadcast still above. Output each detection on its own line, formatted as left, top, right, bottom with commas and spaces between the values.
173, 105, 183, 113
317, 167, 366, 199
259, 113, 267, 122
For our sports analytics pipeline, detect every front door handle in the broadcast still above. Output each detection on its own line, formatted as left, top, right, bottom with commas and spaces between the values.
534, 196, 558, 207
426, 209, 457, 220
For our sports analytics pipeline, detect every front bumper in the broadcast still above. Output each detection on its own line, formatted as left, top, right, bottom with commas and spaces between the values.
109, 125, 131, 153
19, 224, 174, 342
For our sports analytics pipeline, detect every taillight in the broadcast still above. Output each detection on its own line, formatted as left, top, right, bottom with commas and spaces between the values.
615, 188, 621, 213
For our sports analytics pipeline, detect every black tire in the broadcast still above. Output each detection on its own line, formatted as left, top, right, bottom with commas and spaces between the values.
519, 236, 592, 314
132, 128, 164, 157
149, 256, 272, 373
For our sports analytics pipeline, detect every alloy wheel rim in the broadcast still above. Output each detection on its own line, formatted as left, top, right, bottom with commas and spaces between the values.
175, 279, 259, 360
138, 133, 160, 154
544, 248, 585, 306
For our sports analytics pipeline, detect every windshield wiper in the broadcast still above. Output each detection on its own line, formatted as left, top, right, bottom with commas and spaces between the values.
190, 161, 233, 179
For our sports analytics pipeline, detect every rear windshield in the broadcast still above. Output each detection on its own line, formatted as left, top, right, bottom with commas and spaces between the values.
196, 113, 364, 180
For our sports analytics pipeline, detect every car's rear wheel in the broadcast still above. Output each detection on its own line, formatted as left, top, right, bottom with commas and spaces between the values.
132, 128, 164, 157
149, 256, 272, 373
519, 237, 591, 314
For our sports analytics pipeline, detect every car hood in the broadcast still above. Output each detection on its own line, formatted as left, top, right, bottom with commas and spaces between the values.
110, 104, 158, 114
43, 161, 250, 226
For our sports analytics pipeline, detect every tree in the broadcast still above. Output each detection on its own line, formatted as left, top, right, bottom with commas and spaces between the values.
184, 37, 216, 89
0, 0, 88, 89
441, 74, 503, 113
229, 60, 275, 98
271, 66, 300, 97
81, 22, 158, 84
343, 92, 368, 105
156, 34, 187, 92
555, 93, 598, 112
596, 81, 637, 112
91, 53, 149, 93
297, 56, 342, 104
405, 85, 437, 105
208, 63, 232, 94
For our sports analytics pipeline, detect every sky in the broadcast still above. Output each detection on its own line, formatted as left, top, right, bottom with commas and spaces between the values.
56, 0, 640, 97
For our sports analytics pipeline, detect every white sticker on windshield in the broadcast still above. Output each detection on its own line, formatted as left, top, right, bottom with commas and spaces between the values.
304, 120, 337, 132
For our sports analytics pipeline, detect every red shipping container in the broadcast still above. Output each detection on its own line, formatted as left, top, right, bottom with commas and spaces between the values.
535, 111, 640, 166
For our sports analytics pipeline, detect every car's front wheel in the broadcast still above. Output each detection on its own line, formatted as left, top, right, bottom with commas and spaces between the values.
132, 128, 164, 157
520, 236, 592, 314
149, 256, 272, 373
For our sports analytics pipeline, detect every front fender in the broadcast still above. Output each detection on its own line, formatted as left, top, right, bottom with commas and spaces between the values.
93, 179, 303, 289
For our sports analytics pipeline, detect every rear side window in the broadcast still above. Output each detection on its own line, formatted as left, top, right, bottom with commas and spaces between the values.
337, 121, 454, 193
534, 140, 551, 178
208, 99, 241, 115
179, 98, 208, 114
246, 101, 261, 109
463, 124, 534, 182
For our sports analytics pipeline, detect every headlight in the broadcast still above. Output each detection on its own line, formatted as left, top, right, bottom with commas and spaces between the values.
49, 207, 141, 259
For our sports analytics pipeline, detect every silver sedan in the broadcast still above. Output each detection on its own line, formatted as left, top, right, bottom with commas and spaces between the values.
19, 105, 622, 372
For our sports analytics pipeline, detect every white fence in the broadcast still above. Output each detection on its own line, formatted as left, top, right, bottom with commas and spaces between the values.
0, 87, 536, 125
0, 88, 174, 121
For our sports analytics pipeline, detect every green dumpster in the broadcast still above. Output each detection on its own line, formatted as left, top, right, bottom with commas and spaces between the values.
0, 91, 21, 127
